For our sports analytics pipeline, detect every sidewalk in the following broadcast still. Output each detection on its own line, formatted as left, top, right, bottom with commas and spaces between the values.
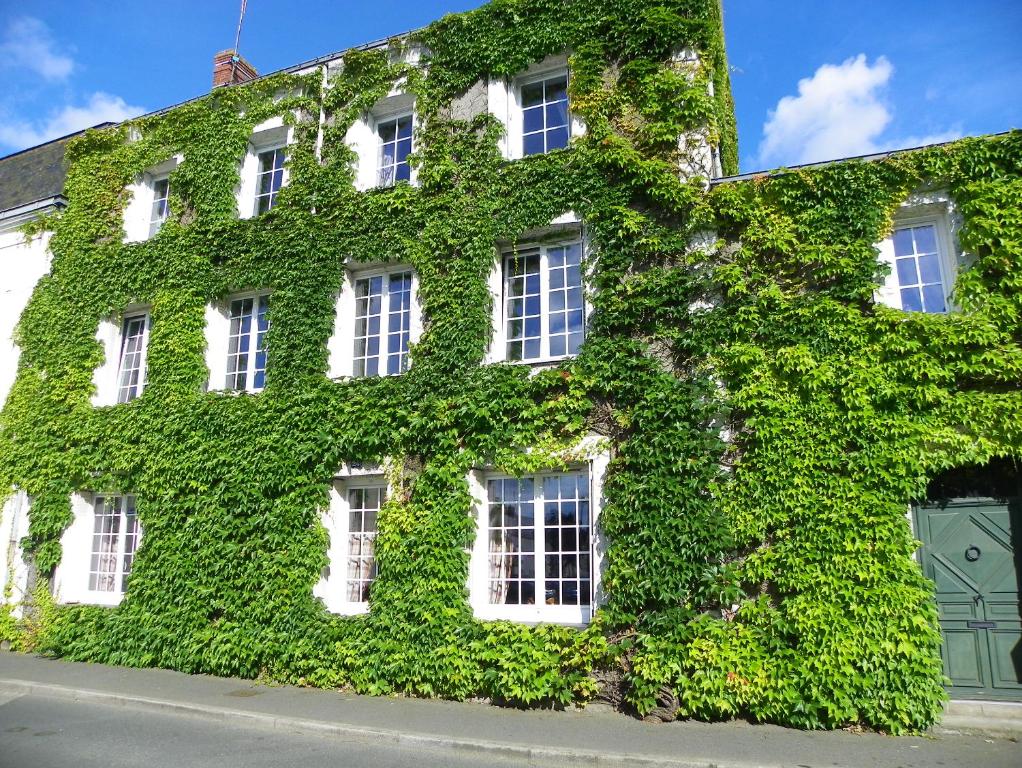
0, 652, 1018, 768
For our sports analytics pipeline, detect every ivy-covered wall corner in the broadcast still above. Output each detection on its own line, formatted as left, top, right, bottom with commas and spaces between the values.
1, 0, 1019, 736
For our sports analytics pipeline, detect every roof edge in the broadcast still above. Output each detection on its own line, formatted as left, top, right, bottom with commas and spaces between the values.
0, 123, 117, 163
711, 131, 1014, 185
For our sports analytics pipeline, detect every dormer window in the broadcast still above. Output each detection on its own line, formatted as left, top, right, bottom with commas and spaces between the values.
377, 114, 413, 186
255, 147, 286, 214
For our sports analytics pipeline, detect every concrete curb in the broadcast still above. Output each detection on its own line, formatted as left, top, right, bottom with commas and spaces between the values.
0, 678, 764, 768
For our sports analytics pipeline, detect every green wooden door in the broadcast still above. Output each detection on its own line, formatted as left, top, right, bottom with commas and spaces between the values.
915, 499, 1022, 700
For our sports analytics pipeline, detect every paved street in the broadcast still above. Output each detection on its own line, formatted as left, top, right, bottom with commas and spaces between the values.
0, 692, 515, 768
1, 653, 1020, 768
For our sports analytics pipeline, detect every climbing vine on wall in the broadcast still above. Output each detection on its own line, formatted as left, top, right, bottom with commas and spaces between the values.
2, 0, 1020, 734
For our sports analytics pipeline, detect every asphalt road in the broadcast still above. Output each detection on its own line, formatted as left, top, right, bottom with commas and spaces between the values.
0, 692, 519, 768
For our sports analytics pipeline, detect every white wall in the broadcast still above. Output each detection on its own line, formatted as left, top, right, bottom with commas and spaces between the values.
0, 207, 56, 612
0, 223, 53, 408
0, 492, 31, 616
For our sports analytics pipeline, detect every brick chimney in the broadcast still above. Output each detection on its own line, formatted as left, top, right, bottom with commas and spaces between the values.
212, 49, 258, 88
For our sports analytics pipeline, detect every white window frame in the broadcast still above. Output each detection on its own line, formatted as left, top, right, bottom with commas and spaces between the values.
467, 445, 608, 625
486, 218, 589, 365
327, 264, 422, 378
237, 117, 292, 219
488, 53, 585, 161
204, 291, 271, 393
148, 176, 171, 236
347, 92, 418, 191
314, 465, 388, 615
91, 306, 151, 407
375, 111, 415, 187
875, 193, 963, 313
53, 492, 141, 607
123, 155, 181, 242
252, 146, 287, 215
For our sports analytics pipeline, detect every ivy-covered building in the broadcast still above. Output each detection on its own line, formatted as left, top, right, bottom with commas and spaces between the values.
1, 0, 1019, 732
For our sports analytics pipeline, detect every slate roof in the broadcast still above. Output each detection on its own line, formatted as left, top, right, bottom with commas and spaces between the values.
0, 123, 115, 215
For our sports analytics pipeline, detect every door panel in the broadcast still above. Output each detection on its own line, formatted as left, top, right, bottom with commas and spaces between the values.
941, 627, 986, 688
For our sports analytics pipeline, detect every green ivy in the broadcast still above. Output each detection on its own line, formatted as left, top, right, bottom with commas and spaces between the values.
2, 0, 1019, 735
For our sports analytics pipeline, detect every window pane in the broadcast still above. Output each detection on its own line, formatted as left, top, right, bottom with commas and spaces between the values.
397, 115, 413, 138
378, 120, 397, 143
396, 138, 412, 162
900, 287, 923, 312
546, 100, 568, 128
521, 82, 544, 107
918, 253, 942, 284
546, 126, 569, 151
922, 283, 947, 313
523, 132, 545, 157
896, 258, 918, 285
913, 224, 937, 254
892, 227, 914, 257
545, 77, 568, 103
523, 106, 544, 134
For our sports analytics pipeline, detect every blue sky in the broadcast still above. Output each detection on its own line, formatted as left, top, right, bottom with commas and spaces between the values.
1, 1, 1019, 173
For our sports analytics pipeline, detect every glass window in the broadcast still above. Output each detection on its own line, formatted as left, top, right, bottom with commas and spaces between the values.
521, 74, 570, 157
353, 271, 414, 377
116, 313, 149, 404
503, 241, 584, 362
486, 471, 590, 607
149, 178, 170, 236
346, 486, 383, 603
893, 223, 948, 313
255, 148, 286, 214
89, 494, 141, 594
377, 114, 413, 186
226, 294, 270, 392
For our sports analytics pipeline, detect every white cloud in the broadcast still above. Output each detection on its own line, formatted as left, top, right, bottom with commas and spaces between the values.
755, 54, 961, 168
0, 93, 146, 151
0, 17, 74, 81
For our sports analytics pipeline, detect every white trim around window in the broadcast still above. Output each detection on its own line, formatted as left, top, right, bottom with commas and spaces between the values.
347, 92, 417, 191
467, 446, 608, 625
487, 220, 589, 365
123, 155, 182, 242
314, 466, 388, 615
488, 53, 585, 161
204, 291, 271, 393
91, 307, 151, 406
327, 265, 422, 378
237, 116, 292, 219
875, 198, 962, 313
53, 492, 142, 607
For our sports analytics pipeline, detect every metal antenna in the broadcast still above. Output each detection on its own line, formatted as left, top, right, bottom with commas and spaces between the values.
230, 0, 249, 84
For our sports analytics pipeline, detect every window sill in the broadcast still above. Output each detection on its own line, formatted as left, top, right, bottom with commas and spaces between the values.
486, 355, 577, 370
60, 593, 125, 608
324, 601, 369, 617
473, 605, 592, 626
